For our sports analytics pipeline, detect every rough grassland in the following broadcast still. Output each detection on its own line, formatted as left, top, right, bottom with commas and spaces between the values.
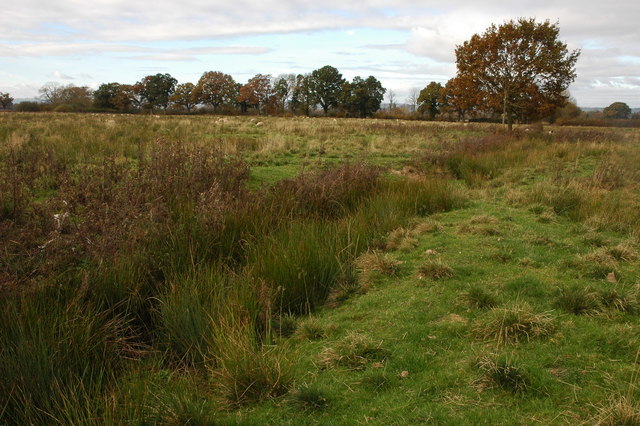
1, 113, 639, 424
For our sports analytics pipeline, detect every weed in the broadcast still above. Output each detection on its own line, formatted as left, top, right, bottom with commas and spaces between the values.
473, 303, 555, 345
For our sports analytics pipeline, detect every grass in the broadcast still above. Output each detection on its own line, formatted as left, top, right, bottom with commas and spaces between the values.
2, 114, 640, 423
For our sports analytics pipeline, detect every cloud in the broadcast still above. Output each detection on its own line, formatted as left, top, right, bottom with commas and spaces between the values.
52, 70, 73, 79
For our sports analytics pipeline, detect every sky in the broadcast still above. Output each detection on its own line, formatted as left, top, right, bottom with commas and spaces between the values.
1, 0, 638, 108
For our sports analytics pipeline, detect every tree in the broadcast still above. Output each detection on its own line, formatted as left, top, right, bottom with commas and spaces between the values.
387, 90, 396, 110
406, 88, 420, 114
0, 92, 13, 110
39, 83, 93, 111
138, 73, 177, 112
454, 18, 580, 130
440, 75, 481, 121
290, 74, 313, 116
94, 83, 121, 109
308, 65, 345, 115
417, 82, 443, 119
238, 74, 272, 114
341, 76, 386, 118
193, 71, 237, 113
39, 82, 65, 104
170, 82, 197, 112
273, 74, 296, 113
603, 102, 632, 119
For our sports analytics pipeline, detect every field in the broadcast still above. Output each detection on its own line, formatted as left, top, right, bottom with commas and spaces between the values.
1, 112, 640, 424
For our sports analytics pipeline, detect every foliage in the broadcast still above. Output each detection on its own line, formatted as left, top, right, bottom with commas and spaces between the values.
454, 18, 580, 130
603, 102, 632, 119
417, 81, 443, 119
93, 82, 122, 109
308, 65, 345, 115
341, 76, 386, 118
0, 92, 13, 109
169, 82, 197, 112
193, 71, 237, 112
238, 74, 273, 114
39, 82, 94, 111
440, 75, 481, 121
138, 73, 177, 111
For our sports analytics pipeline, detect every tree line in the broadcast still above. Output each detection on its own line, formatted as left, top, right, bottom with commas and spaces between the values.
6, 66, 386, 118
2, 19, 637, 125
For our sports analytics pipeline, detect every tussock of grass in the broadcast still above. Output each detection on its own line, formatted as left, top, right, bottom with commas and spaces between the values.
413, 218, 443, 234
555, 286, 601, 316
271, 314, 298, 338
460, 285, 498, 309
295, 318, 327, 341
598, 288, 638, 313
385, 227, 415, 251
211, 332, 294, 406
593, 395, 640, 425
354, 250, 402, 284
468, 214, 499, 225
288, 383, 329, 411
361, 370, 397, 393
607, 242, 638, 262
473, 303, 555, 345
319, 333, 390, 371
474, 355, 530, 395
418, 259, 454, 280
326, 279, 366, 308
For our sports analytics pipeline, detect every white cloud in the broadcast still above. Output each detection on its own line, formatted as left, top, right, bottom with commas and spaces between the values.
52, 70, 73, 79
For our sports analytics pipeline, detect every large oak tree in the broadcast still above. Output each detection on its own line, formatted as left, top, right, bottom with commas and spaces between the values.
193, 71, 237, 113
455, 18, 580, 130
308, 65, 345, 115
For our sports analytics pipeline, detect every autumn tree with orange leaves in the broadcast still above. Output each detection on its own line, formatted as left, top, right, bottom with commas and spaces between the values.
455, 18, 580, 130
238, 74, 273, 114
193, 71, 237, 112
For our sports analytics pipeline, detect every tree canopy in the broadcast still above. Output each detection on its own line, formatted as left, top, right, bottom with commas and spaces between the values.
341, 76, 386, 118
603, 102, 632, 119
454, 18, 580, 130
308, 66, 345, 115
193, 71, 237, 112
417, 82, 443, 119
0, 92, 13, 110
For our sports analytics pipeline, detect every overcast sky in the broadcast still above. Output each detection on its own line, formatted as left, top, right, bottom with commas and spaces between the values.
1, 0, 638, 107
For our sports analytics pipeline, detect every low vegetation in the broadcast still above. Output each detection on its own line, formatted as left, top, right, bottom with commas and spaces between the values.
1, 113, 639, 423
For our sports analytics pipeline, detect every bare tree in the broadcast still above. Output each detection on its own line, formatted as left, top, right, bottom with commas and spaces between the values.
406, 88, 420, 113
387, 90, 396, 110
